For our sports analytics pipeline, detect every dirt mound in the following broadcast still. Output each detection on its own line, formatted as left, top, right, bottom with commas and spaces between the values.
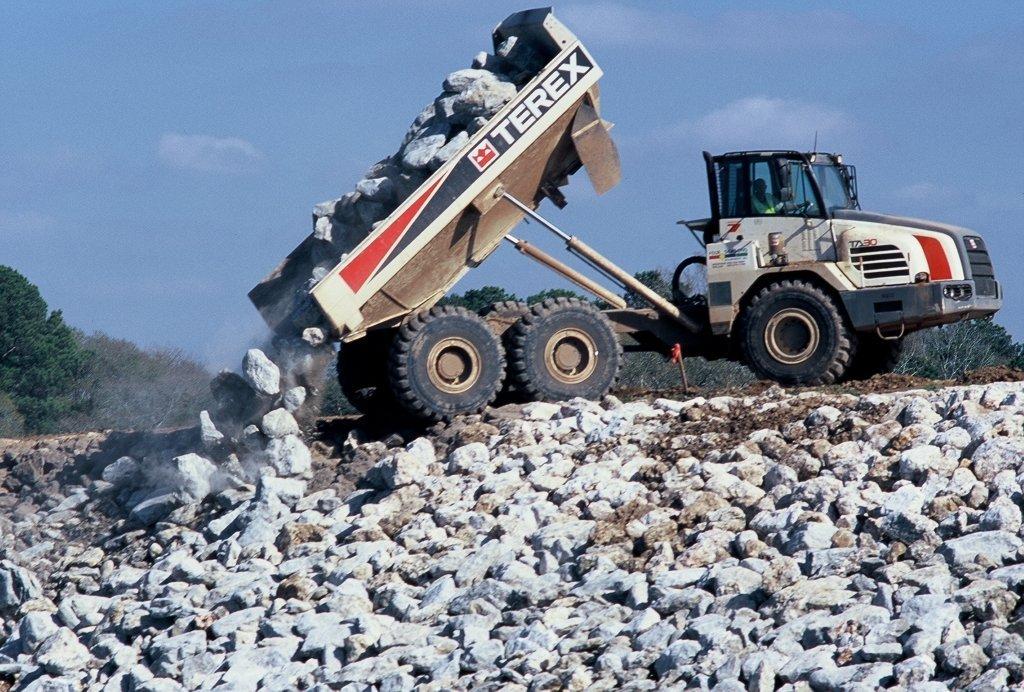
616, 365, 1024, 403
958, 365, 1024, 384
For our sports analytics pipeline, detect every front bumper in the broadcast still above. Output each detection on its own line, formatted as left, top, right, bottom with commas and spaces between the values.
840, 279, 1002, 333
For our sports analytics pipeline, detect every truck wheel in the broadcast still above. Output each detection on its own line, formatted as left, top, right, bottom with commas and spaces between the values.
389, 306, 505, 422
740, 280, 853, 385
337, 330, 396, 417
508, 297, 622, 402
844, 335, 904, 381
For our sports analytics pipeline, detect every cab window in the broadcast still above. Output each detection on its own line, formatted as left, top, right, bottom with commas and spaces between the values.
717, 157, 790, 218
787, 162, 822, 216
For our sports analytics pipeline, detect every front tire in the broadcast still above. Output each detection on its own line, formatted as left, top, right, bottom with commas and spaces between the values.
740, 280, 854, 386
389, 306, 505, 422
507, 297, 622, 402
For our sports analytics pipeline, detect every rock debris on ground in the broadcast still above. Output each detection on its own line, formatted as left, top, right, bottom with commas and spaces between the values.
2, 380, 1024, 690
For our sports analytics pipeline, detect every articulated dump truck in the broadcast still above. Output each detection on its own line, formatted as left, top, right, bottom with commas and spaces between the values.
251, 9, 1002, 422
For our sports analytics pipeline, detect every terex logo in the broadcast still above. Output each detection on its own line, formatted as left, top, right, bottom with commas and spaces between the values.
467, 47, 594, 173
469, 141, 498, 172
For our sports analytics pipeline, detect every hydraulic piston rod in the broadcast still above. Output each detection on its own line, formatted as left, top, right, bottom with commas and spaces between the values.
501, 193, 703, 334
504, 234, 627, 309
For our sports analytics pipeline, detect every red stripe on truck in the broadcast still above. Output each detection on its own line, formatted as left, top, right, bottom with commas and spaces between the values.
340, 179, 441, 293
913, 234, 952, 281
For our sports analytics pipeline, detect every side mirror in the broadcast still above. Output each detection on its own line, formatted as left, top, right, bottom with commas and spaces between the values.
776, 160, 792, 188
779, 186, 794, 202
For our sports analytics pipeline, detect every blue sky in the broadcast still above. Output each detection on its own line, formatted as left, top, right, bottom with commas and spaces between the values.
2, 1, 1022, 367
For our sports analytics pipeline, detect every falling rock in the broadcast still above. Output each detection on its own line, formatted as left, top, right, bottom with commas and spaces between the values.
301, 327, 326, 347
283, 387, 307, 413
265, 435, 313, 477
313, 215, 334, 242
261, 408, 300, 439
243, 348, 281, 396
199, 410, 224, 448
170, 453, 218, 502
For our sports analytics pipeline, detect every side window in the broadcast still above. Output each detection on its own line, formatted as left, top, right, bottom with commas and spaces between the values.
718, 161, 746, 218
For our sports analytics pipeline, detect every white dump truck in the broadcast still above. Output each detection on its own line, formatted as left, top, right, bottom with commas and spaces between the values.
251, 8, 1001, 421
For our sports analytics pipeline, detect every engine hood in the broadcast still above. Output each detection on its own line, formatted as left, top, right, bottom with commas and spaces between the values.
832, 209, 975, 240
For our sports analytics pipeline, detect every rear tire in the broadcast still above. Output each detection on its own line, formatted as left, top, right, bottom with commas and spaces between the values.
740, 280, 854, 386
337, 330, 397, 417
389, 306, 505, 422
508, 297, 622, 402
845, 334, 903, 381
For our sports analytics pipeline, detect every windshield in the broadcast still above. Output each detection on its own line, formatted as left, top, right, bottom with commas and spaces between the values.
811, 163, 856, 211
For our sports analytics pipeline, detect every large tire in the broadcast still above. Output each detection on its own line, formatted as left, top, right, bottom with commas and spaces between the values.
337, 330, 396, 417
740, 280, 854, 386
389, 306, 505, 422
844, 334, 904, 381
507, 297, 622, 402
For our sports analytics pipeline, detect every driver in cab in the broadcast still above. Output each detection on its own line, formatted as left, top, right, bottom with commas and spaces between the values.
751, 178, 779, 215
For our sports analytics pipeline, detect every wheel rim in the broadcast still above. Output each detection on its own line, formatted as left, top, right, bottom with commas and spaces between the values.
544, 328, 598, 384
764, 308, 820, 365
426, 337, 481, 394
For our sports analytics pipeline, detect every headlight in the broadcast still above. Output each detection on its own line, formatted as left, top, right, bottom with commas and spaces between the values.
943, 284, 973, 301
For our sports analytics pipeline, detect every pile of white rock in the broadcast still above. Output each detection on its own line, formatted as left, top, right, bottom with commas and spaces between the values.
2, 380, 1023, 690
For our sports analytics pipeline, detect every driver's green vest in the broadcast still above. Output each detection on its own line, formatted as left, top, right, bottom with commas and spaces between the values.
752, 194, 778, 215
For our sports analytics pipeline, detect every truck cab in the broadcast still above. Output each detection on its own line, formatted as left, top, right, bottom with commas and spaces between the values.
692, 150, 1000, 351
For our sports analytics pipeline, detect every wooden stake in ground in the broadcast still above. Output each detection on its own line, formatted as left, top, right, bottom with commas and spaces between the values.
670, 343, 689, 395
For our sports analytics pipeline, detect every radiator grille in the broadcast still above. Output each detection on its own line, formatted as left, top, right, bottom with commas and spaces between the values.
967, 247, 997, 297
850, 244, 910, 280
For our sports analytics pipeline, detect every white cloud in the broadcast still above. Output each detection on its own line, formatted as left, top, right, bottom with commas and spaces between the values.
674, 97, 852, 150
157, 133, 262, 174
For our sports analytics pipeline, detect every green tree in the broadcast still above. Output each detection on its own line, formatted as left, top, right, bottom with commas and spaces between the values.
0, 266, 86, 432
0, 392, 25, 437
525, 288, 586, 304
623, 269, 672, 308
60, 332, 214, 432
438, 285, 519, 313
897, 318, 1024, 379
